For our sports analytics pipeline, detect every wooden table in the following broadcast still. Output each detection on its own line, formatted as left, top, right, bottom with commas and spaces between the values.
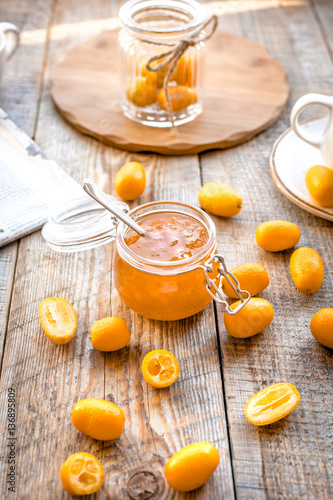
0, 1, 332, 499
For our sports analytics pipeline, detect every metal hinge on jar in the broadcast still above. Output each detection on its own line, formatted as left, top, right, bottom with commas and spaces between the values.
200, 255, 250, 315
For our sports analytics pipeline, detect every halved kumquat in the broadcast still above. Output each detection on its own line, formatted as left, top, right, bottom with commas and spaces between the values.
60, 452, 104, 496
244, 383, 301, 426
38, 297, 77, 345
142, 349, 179, 388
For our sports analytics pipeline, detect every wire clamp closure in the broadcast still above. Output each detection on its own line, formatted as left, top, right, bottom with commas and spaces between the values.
201, 254, 251, 315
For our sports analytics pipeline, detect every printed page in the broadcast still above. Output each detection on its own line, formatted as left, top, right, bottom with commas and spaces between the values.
0, 109, 85, 248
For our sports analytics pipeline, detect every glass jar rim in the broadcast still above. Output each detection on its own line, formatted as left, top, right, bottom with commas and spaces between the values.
118, 0, 206, 42
116, 200, 217, 275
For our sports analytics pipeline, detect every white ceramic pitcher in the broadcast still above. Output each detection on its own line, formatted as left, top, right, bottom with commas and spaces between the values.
0, 22, 20, 82
291, 93, 333, 170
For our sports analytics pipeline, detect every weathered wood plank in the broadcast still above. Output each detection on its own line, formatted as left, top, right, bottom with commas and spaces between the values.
0, 0, 54, 132
0, 1, 234, 499
104, 154, 234, 499
201, 1, 333, 499
0, 0, 54, 367
310, 0, 333, 61
0, 244, 17, 364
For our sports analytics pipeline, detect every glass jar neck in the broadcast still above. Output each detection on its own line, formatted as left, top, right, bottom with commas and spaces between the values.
116, 201, 217, 276
118, 0, 206, 43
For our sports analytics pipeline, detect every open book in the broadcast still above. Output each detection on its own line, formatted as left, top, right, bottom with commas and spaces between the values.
0, 108, 84, 248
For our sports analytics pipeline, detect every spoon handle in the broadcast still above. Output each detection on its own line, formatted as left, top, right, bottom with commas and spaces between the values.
83, 179, 145, 236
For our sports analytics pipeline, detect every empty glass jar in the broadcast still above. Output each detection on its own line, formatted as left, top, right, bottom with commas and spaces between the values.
118, 0, 207, 127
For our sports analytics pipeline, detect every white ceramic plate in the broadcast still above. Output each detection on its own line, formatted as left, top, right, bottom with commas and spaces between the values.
269, 118, 333, 221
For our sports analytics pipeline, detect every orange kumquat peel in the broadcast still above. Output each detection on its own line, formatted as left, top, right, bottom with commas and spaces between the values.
60, 452, 104, 496
90, 317, 131, 351
38, 297, 77, 345
142, 349, 179, 388
71, 398, 125, 441
164, 442, 219, 492
244, 383, 301, 426
310, 308, 333, 349
115, 161, 146, 201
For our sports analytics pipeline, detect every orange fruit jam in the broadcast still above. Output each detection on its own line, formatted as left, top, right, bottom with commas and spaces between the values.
114, 211, 216, 321
124, 213, 209, 262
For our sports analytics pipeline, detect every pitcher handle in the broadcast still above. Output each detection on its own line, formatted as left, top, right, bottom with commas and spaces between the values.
0, 22, 20, 60
290, 93, 333, 149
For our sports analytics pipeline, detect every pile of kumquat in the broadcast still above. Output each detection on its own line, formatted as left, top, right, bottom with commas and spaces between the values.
37, 166, 331, 496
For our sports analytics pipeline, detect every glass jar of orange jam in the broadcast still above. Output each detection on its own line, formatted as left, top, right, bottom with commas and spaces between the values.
42, 199, 249, 321
114, 201, 248, 321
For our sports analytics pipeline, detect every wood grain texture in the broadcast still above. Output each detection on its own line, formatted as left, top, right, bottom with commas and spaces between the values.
310, 0, 333, 61
200, 1, 333, 498
0, 244, 17, 364
0, 1, 233, 499
0, 0, 54, 132
0, 0, 54, 369
1, 1, 333, 499
49, 29, 288, 155
103, 154, 234, 498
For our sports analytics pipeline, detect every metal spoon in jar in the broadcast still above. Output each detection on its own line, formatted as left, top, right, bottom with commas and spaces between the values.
83, 179, 146, 236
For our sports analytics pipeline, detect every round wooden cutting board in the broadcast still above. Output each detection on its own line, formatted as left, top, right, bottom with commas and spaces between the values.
50, 29, 289, 155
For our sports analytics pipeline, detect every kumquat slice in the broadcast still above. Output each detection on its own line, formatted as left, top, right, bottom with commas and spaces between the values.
244, 383, 301, 426
38, 297, 77, 345
60, 452, 104, 496
142, 349, 179, 388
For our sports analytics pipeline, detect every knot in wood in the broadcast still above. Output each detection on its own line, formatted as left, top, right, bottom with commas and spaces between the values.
127, 471, 159, 500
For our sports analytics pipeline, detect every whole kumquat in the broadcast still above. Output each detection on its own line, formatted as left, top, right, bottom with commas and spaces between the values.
115, 161, 146, 201
221, 263, 269, 298
142, 349, 179, 388
164, 442, 219, 492
198, 182, 242, 217
71, 398, 125, 441
244, 383, 301, 426
141, 57, 169, 88
310, 308, 333, 349
90, 317, 130, 351
174, 54, 197, 87
289, 247, 324, 294
126, 76, 156, 107
305, 165, 333, 207
157, 86, 198, 111
60, 452, 104, 496
224, 297, 274, 338
255, 220, 301, 252
38, 297, 77, 345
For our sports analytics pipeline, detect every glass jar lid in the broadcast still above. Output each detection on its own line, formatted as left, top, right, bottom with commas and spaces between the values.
42, 195, 129, 253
